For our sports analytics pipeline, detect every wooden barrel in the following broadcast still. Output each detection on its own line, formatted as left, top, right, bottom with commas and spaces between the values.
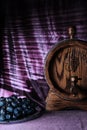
45, 27, 87, 110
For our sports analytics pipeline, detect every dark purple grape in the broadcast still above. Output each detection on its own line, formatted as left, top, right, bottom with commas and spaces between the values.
22, 98, 27, 102
22, 110, 27, 116
6, 97, 13, 103
28, 108, 35, 114
6, 106, 13, 113
13, 108, 21, 117
0, 97, 5, 101
5, 114, 11, 120
0, 101, 5, 107
16, 100, 21, 106
18, 98, 22, 102
12, 114, 17, 120
24, 108, 29, 115
0, 115, 5, 121
22, 104, 27, 109
11, 95, 18, 100
11, 101, 17, 107
16, 107, 22, 112
27, 105, 31, 109
0, 108, 6, 115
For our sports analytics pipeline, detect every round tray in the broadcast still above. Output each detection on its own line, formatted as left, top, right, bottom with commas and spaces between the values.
0, 110, 44, 124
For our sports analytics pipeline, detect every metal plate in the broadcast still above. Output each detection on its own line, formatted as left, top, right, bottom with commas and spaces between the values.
0, 109, 44, 124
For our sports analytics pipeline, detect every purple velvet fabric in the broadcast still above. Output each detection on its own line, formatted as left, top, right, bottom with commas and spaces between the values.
0, 110, 87, 130
0, 0, 87, 107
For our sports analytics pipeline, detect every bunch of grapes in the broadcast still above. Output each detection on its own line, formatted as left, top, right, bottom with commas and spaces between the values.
0, 95, 38, 121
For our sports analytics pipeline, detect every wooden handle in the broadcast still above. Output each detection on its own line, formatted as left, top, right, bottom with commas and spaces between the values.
68, 26, 76, 39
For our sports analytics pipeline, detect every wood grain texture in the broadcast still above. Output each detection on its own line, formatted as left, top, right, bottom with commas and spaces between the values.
46, 89, 87, 111
45, 39, 87, 110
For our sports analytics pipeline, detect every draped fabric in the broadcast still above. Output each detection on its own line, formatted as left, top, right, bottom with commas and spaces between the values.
0, 0, 87, 107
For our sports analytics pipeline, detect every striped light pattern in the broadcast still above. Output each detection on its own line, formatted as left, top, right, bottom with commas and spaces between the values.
0, 0, 87, 105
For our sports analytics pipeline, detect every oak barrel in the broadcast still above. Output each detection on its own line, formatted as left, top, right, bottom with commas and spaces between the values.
45, 27, 87, 110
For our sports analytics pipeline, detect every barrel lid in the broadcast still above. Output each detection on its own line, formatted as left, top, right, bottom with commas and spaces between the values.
45, 27, 87, 101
